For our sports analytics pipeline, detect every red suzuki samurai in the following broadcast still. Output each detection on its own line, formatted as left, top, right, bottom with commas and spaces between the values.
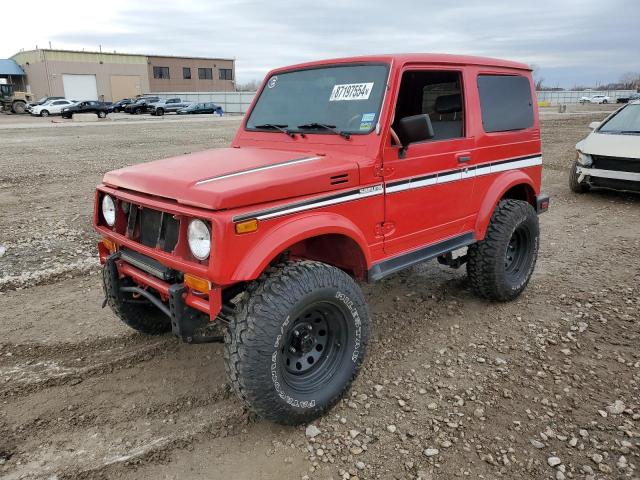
95, 54, 548, 425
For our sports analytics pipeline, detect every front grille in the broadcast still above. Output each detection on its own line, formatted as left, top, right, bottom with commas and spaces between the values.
128, 204, 179, 253
591, 155, 640, 174
591, 177, 640, 193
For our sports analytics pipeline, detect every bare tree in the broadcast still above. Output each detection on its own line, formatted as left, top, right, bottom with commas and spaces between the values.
236, 79, 261, 92
619, 72, 640, 90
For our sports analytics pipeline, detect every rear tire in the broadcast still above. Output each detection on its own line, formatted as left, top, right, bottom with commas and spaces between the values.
224, 261, 369, 425
102, 265, 171, 335
467, 199, 539, 301
12, 101, 26, 114
569, 160, 590, 193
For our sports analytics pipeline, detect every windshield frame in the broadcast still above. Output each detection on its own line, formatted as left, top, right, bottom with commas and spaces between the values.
244, 61, 391, 137
596, 103, 640, 134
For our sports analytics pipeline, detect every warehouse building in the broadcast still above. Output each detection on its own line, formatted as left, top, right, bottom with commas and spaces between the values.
10, 49, 235, 102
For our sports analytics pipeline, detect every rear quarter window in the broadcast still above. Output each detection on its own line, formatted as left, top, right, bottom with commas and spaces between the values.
477, 75, 534, 133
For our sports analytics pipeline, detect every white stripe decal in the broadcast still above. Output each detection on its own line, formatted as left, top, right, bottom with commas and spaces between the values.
196, 156, 321, 185
387, 155, 542, 194
236, 155, 542, 222
256, 185, 383, 220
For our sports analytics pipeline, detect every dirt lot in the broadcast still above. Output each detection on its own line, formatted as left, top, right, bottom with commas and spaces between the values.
0, 106, 638, 480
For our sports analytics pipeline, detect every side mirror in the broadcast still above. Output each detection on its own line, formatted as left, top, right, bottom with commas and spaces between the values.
589, 121, 601, 130
397, 114, 435, 149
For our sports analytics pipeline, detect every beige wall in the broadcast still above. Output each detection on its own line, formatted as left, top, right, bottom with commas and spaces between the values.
24, 61, 149, 101
110, 75, 143, 100
11, 49, 235, 100
147, 56, 235, 93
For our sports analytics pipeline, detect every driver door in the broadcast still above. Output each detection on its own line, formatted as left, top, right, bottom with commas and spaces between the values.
382, 68, 476, 257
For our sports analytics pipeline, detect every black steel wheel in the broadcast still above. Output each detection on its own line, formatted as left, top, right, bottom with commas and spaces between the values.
467, 199, 539, 301
280, 302, 348, 393
224, 261, 369, 425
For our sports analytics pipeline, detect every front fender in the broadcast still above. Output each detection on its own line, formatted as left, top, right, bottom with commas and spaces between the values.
474, 170, 537, 239
231, 212, 372, 281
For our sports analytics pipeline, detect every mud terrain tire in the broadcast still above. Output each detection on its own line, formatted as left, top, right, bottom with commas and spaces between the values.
569, 160, 590, 193
102, 265, 172, 335
467, 199, 539, 301
224, 261, 369, 425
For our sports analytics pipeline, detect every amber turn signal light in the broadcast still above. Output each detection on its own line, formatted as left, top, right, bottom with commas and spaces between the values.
184, 273, 211, 293
235, 219, 258, 234
102, 238, 117, 253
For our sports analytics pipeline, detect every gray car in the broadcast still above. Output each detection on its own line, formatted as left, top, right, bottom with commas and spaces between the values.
148, 98, 193, 116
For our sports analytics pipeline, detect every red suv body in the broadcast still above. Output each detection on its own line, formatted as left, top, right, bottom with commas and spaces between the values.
95, 54, 547, 424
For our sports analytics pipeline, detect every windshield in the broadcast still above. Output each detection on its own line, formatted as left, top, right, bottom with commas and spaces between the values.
599, 104, 640, 133
246, 64, 389, 134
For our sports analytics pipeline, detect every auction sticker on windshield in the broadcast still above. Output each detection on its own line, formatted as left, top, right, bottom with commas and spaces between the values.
329, 83, 374, 101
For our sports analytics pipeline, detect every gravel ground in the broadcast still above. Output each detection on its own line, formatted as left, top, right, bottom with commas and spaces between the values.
0, 106, 638, 480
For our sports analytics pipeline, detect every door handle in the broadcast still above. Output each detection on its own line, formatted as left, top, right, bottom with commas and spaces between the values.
457, 154, 471, 163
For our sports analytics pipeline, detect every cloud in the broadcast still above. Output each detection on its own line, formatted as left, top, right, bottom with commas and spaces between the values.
3, 0, 639, 87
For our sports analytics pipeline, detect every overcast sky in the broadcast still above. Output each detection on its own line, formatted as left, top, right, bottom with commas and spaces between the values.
3, 0, 639, 88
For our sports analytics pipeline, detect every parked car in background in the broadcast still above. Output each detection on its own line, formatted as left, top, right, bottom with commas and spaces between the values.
123, 97, 161, 114
148, 98, 193, 116
31, 99, 76, 117
579, 94, 610, 104
109, 98, 134, 113
617, 93, 640, 104
570, 101, 640, 194
26, 96, 65, 113
176, 102, 223, 115
61, 100, 109, 119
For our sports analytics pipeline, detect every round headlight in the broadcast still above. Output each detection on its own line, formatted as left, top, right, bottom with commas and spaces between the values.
187, 219, 211, 260
101, 195, 116, 226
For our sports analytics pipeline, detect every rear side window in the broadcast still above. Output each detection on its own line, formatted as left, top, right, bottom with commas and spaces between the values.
477, 75, 534, 132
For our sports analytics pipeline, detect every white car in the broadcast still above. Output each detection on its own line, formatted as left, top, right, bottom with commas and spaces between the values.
570, 101, 640, 194
31, 99, 76, 117
579, 94, 610, 104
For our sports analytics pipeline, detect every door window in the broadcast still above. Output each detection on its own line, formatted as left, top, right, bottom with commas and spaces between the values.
392, 70, 464, 143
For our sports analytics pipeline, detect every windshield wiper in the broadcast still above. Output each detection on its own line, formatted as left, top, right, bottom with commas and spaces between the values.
297, 122, 351, 139
253, 123, 297, 138
620, 130, 640, 134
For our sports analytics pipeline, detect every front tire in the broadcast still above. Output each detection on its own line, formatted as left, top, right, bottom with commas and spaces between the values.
569, 160, 590, 193
156, 108, 164, 116
98, 111, 107, 118
467, 200, 539, 302
102, 265, 171, 335
224, 261, 369, 425
40, 110, 49, 117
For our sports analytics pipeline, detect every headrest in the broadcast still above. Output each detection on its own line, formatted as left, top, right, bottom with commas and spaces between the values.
435, 94, 462, 114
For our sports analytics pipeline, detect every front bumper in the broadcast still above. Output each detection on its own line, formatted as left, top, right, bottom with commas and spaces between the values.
101, 245, 222, 341
576, 166, 640, 182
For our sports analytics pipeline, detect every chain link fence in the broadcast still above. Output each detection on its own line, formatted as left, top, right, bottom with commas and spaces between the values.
151, 91, 256, 114
536, 90, 636, 105
151, 89, 639, 113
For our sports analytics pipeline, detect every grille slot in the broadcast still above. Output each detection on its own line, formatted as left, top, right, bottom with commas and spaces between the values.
128, 206, 179, 253
330, 173, 349, 185
591, 155, 640, 174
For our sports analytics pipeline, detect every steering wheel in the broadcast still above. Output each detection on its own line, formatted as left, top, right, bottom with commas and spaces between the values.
345, 114, 362, 130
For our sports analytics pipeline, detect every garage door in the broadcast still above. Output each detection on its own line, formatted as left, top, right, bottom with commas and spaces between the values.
62, 74, 98, 101
110, 75, 142, 101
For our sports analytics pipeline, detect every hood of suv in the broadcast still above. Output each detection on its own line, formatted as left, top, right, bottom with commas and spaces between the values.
577, 132, 640, 159
102, 147, 361, 210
